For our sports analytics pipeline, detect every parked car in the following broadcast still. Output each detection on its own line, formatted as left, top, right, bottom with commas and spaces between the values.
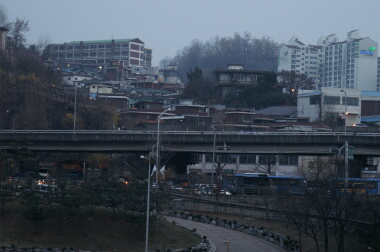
352, 123, 368, 127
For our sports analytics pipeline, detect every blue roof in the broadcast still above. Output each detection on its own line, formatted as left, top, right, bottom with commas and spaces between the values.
297, 91, 322, 97
361, 91, 380, 97
361, 116, 380, 122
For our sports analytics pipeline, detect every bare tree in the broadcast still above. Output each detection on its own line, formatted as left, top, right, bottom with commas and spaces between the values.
256, 155, 278, 175
9, 18, 29, 48
277, 70, 314, 103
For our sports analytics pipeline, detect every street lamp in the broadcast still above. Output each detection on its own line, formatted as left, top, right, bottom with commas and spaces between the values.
156, 108, 171, 184
340, 90, 347, 133
141, 152, 152, 252
74, 85, 77, 133
211, 125, 216, 187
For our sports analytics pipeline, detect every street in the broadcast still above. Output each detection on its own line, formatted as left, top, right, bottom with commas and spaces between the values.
165, 217, 285, 252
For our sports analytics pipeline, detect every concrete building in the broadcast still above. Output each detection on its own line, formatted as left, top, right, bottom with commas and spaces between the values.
377, 57, 380, 90
213, 64, 264, 99
278, 30, 378, 91
297, 88, 361, 125
187, 154, 301, 177
278, 36, 323, 84
319, 30, 378, 91
45, 38, 152, 68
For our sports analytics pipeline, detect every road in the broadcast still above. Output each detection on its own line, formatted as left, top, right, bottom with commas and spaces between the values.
165, 217, 285, 252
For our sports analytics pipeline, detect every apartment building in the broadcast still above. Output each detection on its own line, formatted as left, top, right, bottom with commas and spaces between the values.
44, 38, 152, 68
278, 36, 323, 84
278, 30, 378, 91
319, 30, 378, 91
377, 57, 380, 91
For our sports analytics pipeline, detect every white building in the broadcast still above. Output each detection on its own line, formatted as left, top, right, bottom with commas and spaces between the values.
278, 36, 324, 84
318, 30, 378, 91
377, 57, 380, 90
62, 74, 93, 86
297, 88, 361, 125
278, 30, 378, 91
187, 154, 301, 177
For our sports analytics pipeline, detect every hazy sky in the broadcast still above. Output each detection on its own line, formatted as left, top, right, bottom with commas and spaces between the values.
2, 0, 380, 66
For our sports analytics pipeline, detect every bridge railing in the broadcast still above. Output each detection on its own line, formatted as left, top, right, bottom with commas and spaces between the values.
1, 129, 380, 137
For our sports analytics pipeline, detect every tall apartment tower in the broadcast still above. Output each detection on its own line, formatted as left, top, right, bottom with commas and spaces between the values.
278, 36, 324, 84
278, 30, 378, 91
318, 30, 378, 91
377, 57, 380, 91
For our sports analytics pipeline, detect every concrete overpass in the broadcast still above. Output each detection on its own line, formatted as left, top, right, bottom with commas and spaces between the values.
1, 130, 380, 156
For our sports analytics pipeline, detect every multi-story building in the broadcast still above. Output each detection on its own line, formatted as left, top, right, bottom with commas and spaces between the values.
278, 36, 323, 84
213, 64, 265, 99
318, 30, 378, 91
44, 38, 152, 68
377, 57, 380, 91
278, 30, 378, 91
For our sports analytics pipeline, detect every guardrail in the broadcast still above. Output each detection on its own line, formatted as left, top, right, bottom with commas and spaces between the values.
1, 129, 380, 137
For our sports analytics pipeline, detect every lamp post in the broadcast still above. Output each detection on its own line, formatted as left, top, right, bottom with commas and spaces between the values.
141, 152, 152, 252
340, 90, 347, 133
156, 108, 171, 184
211, 126, 216, 187
74, 85, 77, 133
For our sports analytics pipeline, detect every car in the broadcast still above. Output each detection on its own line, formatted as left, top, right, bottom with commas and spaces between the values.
219, 190, 232, 196
352, 123, 368, 127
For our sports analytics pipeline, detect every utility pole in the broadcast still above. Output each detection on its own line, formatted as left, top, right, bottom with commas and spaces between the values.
344, 141, 348, 191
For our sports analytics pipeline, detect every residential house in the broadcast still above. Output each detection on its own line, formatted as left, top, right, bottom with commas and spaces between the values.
213, 64, 265, 99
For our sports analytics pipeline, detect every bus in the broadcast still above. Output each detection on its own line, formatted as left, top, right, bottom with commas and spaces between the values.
223, 174, 307, 195
333, 178, 380, 195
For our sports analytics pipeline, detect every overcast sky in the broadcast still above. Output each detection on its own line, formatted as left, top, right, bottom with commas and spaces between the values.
2, 0, 380, 66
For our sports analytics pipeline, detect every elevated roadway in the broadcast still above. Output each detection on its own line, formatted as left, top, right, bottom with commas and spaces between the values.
1, 130, 380, 155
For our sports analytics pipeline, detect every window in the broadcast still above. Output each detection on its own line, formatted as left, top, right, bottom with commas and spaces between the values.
239, 155, 256, 164
310, 96, 320, 105
258, 155, 276, 165
98, 44, 105, 49
130, 43, 140, 50
242, 114, 251, 122
279, 155, 298, 165
343, 97, 359, 106
66, 46, 72, 50
90, 45, 97, 49
324, 96, 340, 105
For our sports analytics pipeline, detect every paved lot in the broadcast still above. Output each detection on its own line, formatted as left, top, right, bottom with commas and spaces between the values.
165, 217, 285, 252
